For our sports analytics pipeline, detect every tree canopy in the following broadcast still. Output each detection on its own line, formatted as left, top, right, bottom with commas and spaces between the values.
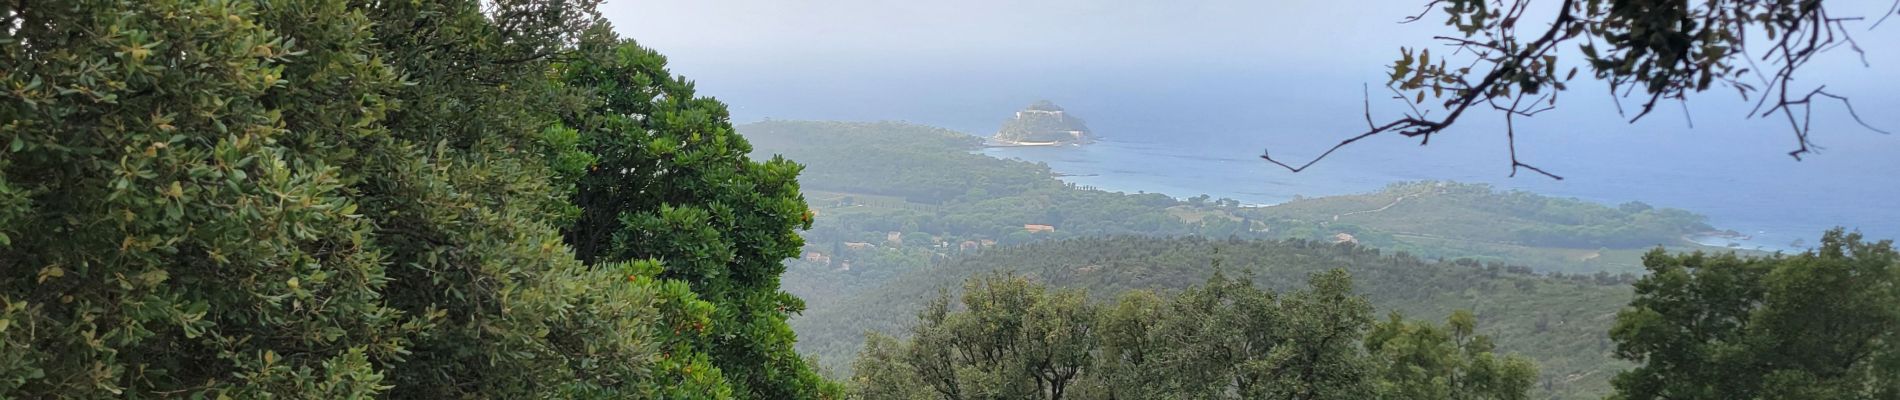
849, 271, 1538, 400
0, 0, 836, 397
1608, 228, 1899, 399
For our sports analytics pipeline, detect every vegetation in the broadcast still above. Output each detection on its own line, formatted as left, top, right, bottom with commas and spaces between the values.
850, 271, 1537, 400
0, 0, 834, 398
556, 36, 837, 398
751, 121, 1728, 281
1251, 181, 1711, 249
4, 1, 1890, 399
803, 236, 1635, 399
744, 121, 1057, 205
1608, 229, 1899, 399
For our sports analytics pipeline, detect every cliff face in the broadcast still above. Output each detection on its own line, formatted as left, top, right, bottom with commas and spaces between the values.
993, 100, 1092, 144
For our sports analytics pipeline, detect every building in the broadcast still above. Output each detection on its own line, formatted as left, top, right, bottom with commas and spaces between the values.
1024, 224, 1055, 233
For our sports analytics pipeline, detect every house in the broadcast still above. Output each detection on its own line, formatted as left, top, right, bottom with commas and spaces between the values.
1332, 233, 1358, 244
886, 231, 903, 245
980, 239, 997, 247
960, 241, 982, 251
803, 252, 832, 265
1024, 224, 1055, 233
844, 242, 875, 250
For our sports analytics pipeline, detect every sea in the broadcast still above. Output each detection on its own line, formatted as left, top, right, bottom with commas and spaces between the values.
695, 64, 1900, 253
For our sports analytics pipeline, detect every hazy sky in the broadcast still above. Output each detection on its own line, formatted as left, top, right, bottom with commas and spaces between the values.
599, 0, 1898, 129
603, 0, 1897, 78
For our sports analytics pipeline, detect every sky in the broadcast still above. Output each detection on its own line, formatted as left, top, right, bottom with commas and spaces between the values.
599, 0, 1898, 132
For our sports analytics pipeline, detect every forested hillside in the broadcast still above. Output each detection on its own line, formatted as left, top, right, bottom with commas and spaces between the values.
1242, 181, 1723, 274
743, 120, 1749, 398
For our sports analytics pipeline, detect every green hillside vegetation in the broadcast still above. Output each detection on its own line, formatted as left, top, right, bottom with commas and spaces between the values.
1252, 181, 1711, 248
748, 121, 1731, 279
802, 236, 1637, 400
739, 120, 1752, 397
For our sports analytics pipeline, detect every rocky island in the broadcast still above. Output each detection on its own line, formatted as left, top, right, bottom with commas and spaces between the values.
991, 100, 1093, 146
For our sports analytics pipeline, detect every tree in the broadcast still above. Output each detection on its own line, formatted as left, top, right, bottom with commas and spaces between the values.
1608, 228, 1899, 399
852, 270, 1544, 400
0, 0, 833, 397
1261, 0, 1896, 179
1365, 311, 1539, 400
555, 36, 843, 399
901, 274, 1095, 400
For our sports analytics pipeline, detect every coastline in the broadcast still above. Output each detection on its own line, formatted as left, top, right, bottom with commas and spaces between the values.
983, 138, 1084, 148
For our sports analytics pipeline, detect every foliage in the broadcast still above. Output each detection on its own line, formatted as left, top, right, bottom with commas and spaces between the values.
556, 37, 843, 399
1608, 228, 1899, 400
1249, 181, 1715, 254
1366, 311, 1540, 400
850, 272, 1535, 400
744, 120, 1057, 204
800, 236, 1632, 399
0, 0, 834, 397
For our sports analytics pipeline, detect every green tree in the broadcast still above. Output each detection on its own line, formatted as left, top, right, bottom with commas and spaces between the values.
1608, 228, 1900, 400
0, 0, 830, 397
881, 274, 1097, 400
555, 37, 842, 399
851, 332, 934, 400
851, 270, 1514, 400
1364, 310, 1539, 400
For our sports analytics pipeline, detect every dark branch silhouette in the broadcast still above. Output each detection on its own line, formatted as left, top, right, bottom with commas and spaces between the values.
1264, 0, 1895, 179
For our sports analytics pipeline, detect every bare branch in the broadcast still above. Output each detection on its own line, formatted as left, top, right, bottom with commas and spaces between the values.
1266, 0, 1892, 178
1264, 0, 1578, 178
1875, 0, 1899, 29
1505, 92, 1564, 179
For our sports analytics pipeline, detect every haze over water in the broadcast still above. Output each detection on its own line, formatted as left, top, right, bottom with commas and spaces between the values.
607, 0, 1900, 251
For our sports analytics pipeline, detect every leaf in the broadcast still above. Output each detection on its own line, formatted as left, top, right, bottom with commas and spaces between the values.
37, 266, 63, 283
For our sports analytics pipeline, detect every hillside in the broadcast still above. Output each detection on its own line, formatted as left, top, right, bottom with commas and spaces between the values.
744, 120, 1733, 277
796, 236, 1634, 400
1238, 181, 1727, 274
739, 120, 1747, 399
